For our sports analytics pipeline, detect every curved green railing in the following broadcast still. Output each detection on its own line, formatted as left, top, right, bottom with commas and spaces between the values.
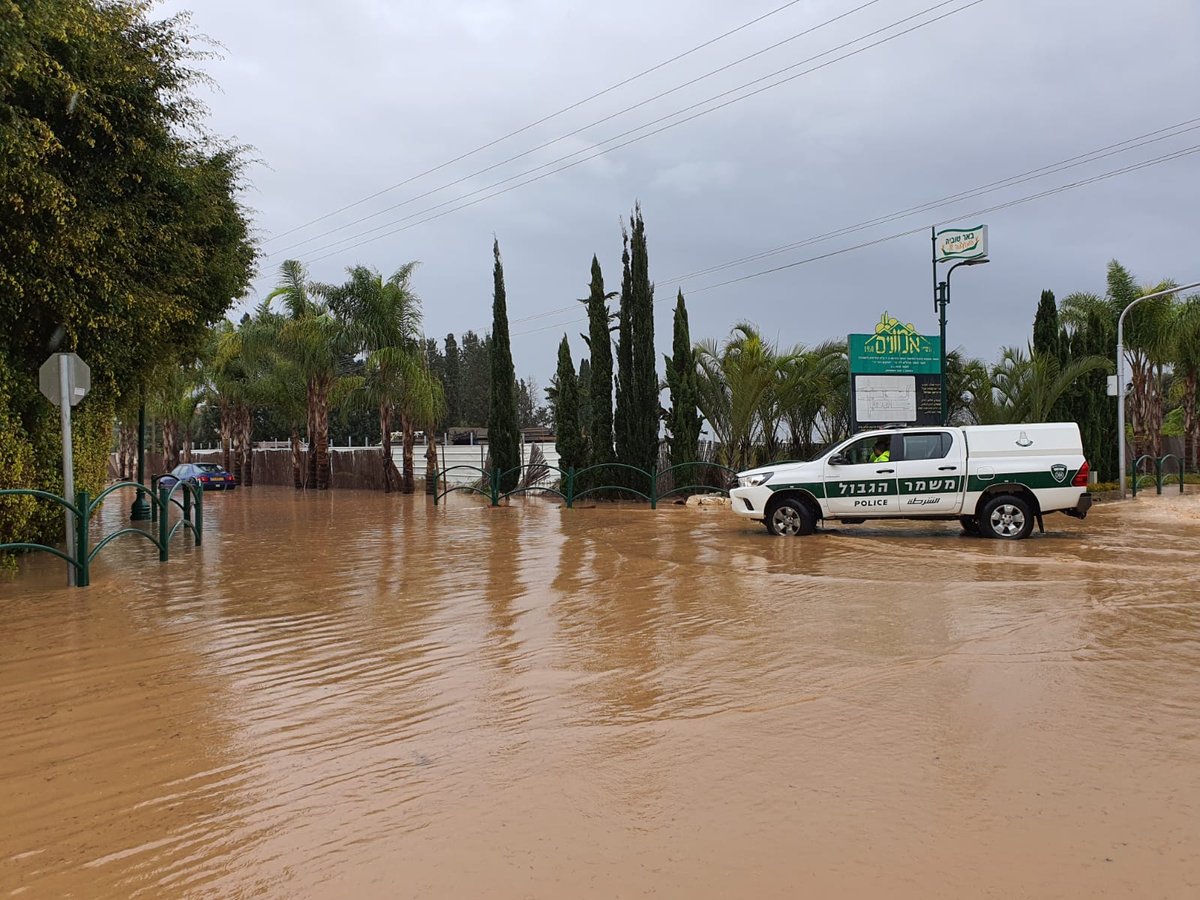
432, 460, 737, 510
1130, 453, 1186, 497
0, 480, 203, 588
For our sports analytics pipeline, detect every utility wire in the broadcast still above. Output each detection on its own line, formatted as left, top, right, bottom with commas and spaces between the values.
264, 0, 818, 245
500, 116, 1200, 329
267, 0, 888, 256
297, 0, 984, 265
506, 142, 1200, 339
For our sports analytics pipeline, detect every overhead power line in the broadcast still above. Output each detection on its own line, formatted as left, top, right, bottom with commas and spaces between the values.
264, 0, 818, 245
506, 141, 1200, 339
267, 0, 888, 256
499, 116, 1200, 329
294, 0, 985, 266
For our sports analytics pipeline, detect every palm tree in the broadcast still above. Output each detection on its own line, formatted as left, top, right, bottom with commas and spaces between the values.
1064, 263, 1178, 458
1170, 297, 1200, 470
694, 323, 780, 471
268, 259, 353, 490
149, 358, 202, 471
970, 346, 1111, 425
323, 263, 433, 493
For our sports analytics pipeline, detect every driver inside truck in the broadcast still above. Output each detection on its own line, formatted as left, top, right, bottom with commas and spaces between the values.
869, 439, 890, 463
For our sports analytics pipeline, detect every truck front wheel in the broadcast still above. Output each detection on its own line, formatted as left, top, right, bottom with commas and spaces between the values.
959, 516, 980, 535
766, 497, 816, 536
980, 495, 1034, 540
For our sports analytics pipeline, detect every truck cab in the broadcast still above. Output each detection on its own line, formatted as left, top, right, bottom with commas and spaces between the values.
730, 423, 1093, 540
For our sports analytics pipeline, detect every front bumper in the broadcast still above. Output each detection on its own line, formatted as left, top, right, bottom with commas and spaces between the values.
729, 486, 773, 519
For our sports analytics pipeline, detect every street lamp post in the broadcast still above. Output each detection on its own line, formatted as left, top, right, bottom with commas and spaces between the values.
1117, 279, 1200, 497
935, 258, 990, 425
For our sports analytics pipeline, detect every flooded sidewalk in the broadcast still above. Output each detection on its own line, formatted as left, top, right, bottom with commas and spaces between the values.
2, 488, 1198, 898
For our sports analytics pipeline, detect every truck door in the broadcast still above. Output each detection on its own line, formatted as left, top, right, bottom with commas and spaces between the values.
823, 433, 899, 517
893, 431, 965, 514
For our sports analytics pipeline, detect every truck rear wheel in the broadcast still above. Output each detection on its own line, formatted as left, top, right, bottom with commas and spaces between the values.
980, 495, 1034, 540
766, 498, 816, 536
959, 516, 980, 535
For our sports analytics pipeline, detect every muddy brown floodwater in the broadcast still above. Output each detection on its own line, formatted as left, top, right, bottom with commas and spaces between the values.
2, 488, 1199, 898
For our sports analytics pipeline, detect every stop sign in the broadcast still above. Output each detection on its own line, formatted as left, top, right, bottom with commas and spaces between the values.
39, 353, 90, 407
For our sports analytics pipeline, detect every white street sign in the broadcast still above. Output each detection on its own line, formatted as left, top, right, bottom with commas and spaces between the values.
1106, 375, 1118, 397
936, 225, 988, 262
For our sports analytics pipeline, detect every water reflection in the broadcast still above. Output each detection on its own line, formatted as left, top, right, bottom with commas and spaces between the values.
2, 489, 1199, 897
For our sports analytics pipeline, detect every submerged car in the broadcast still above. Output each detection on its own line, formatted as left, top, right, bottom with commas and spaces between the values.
159, 462, 238, 491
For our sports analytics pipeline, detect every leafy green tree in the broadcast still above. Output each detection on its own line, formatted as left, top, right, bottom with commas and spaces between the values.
552, 337, 585, 473
1032, 290, 1063, 358
1171, 298, 1200, 470
459, 330, 491, 426
614, 229, 634, 473
442, 333, 462, 427
488, 240, 521, 491
695, 324, 780, 472
665, 291, 701, 479
268, 260, 354, 490
323, 262, 427, 492
581, 256, 615, 468
969, 346, 1111, 425
1, 0, 254, 546
627, 206, 659, 474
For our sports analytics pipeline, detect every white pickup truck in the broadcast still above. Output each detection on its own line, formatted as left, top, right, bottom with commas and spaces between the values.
729, 423, 1093, 540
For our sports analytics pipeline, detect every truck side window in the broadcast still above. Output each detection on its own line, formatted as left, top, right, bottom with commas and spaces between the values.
900, 432, 952, 461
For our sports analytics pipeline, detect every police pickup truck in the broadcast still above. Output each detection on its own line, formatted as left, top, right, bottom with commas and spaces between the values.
730, 423, 1093, 540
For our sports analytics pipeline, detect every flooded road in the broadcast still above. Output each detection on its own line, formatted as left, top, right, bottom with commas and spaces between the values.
2, 488, 1199, 898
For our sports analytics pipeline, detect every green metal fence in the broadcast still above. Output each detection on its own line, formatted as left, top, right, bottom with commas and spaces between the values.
432, 461, 737, 509
1130, 454, 1186, 497
0, 480, 203, 588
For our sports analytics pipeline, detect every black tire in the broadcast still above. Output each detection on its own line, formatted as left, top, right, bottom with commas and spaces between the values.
959, 516, 980, 535
765, 497, 816, 536
979, 495, 1034, 540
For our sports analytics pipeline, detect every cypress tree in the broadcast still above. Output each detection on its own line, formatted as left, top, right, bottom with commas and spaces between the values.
1032, 290, 1061, 358
552, 336, 585, 473
614, 229, 634, 469
577, 356, 592, 457
666, 290, 702, 480
443, 332, 461, 426
1033, 289, 1073, 421
582, 255, 614, 468
488, 239, 521, 491
628, 204, 658, 475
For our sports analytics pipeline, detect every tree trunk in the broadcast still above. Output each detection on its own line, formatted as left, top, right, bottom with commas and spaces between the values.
238, 404, 254, 487
402, 416, 415, 494
305, 386, 317, 489
425, 434, 439, 494
380, 403, 400, 493
1184, 372, 1198, 474
290, 426, 304, 489
162, 420, 180, 471
313, 380, 332, 490
219, 401, 233, 474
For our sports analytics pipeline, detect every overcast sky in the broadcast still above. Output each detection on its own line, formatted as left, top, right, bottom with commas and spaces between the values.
162, 0, 1200, 387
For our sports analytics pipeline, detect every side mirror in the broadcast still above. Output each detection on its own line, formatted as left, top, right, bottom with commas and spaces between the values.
829, 454, 847, 466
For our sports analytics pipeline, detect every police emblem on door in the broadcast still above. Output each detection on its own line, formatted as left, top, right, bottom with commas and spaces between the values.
1051, 464, 1068, 483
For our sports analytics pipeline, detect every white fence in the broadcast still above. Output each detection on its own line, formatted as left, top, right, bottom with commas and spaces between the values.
395, 441, 561, 485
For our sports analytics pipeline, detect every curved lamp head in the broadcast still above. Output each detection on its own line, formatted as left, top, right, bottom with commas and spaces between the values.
962, 257, 990, 266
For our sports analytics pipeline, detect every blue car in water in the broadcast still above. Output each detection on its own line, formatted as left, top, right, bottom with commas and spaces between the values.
160, 462, 238, 491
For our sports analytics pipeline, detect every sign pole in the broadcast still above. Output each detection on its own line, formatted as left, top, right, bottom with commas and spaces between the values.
58, 353, 77, 587
938, 283, 948, 426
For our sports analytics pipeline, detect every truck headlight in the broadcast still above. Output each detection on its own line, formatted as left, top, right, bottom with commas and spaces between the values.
738, 472, 774, 488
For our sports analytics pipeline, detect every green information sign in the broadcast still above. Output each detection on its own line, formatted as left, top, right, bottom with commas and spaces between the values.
848, 313, 941, 374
